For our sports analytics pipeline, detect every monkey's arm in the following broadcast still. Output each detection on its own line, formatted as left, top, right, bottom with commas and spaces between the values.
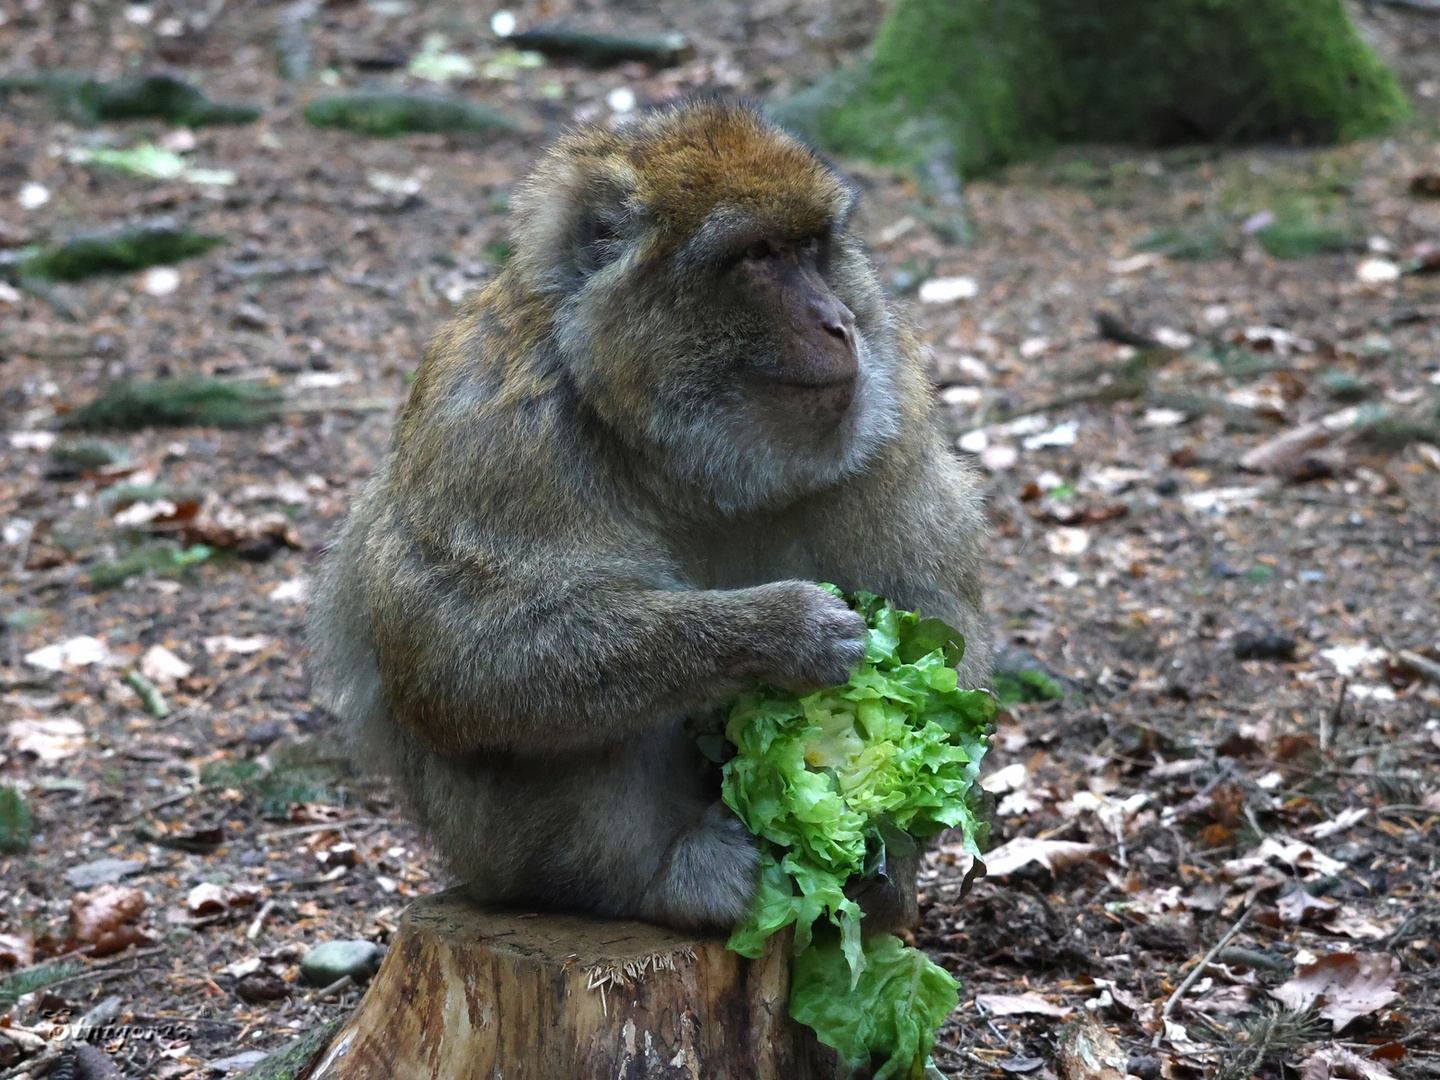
357, 518, 864, 754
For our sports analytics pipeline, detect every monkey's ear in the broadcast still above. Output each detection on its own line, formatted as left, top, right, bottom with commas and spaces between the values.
513, 160, 644, 294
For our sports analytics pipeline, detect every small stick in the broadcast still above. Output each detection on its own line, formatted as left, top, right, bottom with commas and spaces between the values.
158, 647, 276, 728
1321, 678, 1346, 753
246, 899, 277, 940
122, 787, 194, 823
122, 669, 170, 718
1397, 649, 1440, 686
307, 974, 353, 1000
1154, 906, 1253, 1046
259, 817, 390, 840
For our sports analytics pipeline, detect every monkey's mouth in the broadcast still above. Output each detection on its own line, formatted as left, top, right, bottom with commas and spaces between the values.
767, 376, 856, 392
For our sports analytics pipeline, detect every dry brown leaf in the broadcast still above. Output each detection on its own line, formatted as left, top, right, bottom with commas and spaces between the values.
1272, 952, 1400, 1031
186, 882, 230, 916
140, 644, 192, 686
1328, 907, 1398, 941
186, 882, 261, 916
1277, 889, 1340, 925
1057, 1014, 1127, 1080
7, 718, 87, 762
1181, 984, 1251, 1015
1223, 837, 1346, 880
150, 492, 302, 558
1300, 1044, 1394, 1080
975, 992, 1074, 1018
0, 930, 35, 969
71, 884, 149, 956
977, 837, 1097, 878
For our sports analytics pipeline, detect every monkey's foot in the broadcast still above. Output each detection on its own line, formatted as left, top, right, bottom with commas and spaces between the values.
642, 802, 760, 929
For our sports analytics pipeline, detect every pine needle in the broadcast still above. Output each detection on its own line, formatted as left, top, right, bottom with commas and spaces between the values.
1214, 1007, 1326, 1080
0, 961, 86, 1009
0, 785, 33, 854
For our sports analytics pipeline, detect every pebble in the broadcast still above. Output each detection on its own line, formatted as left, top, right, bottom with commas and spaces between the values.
64, 858, 146, 889
235, 971, 291, 1003
1232, 630, 1297, 662
301, 939, 383, 986
208, 1050, 268, 1073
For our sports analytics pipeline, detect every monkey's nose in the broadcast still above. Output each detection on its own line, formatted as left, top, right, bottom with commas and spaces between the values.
813, 298, 855, 344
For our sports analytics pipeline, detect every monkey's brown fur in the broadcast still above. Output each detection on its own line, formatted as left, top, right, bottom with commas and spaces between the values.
309, 102, 991, 930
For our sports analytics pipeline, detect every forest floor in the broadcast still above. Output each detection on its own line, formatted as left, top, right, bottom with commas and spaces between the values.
1, 2, 1439, 1078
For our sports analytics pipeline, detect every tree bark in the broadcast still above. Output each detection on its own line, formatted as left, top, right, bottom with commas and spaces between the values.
308, 889, 834, 1080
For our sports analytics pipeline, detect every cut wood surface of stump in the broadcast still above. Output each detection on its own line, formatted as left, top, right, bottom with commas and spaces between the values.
309, 889, 833, 1080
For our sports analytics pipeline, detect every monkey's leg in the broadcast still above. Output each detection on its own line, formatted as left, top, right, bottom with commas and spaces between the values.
640, 800, 760, 929
402, 719, 758, 930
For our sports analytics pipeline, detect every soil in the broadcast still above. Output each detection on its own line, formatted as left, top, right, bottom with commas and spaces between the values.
1, 2, 1438, 1078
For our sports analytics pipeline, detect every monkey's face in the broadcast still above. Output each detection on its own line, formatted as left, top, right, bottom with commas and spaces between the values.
725, 234, 860, 432
514, 103, 904, 513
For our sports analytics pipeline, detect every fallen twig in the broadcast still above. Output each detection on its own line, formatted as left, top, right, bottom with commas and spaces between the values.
1321, 678, 1347, 753
247, 899, 278, 940
306, 974, 353, 1001
1156, 905, 1253, 1044
158, 647, 277, 728
259, 817, 391, 840
1397, 649, 1440, 686
122, 787, 195, 824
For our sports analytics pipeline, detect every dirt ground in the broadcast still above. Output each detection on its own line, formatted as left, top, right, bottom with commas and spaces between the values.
1, 2, 1438, 1078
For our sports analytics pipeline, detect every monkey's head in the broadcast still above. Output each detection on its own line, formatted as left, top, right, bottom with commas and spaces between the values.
509, 102, 907, 514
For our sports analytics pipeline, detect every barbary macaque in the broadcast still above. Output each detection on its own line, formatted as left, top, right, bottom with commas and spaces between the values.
309, 101, 991, 930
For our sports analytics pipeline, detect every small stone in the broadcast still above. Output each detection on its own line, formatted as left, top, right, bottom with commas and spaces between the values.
997, 1056, 1045, 1074
207, 1050, 268, 1073
235, 971, 290, 1003
243, 720, 284, 746
301, 939, 383, 986
64, 858, 146, 889
1128, 1054, 1162, 1080
142, 266, 181, 297
917, 275, 978, 304
1232, 630, 1297, 662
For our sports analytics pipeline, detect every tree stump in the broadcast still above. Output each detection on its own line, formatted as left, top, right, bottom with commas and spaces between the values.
309, 889, 834, 1080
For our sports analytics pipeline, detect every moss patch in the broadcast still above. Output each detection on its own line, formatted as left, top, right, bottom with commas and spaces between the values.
18, 224, 224, 283
0, 786, 33, 855
62, 376, 279, 431
781, 0, 1408, 177
1, 72, 260, 126
87, 542, 212, 590
303, 92, 519, 138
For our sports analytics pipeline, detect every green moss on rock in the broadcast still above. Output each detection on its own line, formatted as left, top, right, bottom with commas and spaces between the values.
782, 0, 1408, 176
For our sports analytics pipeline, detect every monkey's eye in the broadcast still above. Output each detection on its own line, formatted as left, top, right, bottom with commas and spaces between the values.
798, 235, 821, 256
743, 239, 774, 262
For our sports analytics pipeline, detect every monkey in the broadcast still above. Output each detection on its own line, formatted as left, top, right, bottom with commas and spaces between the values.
308, 101, 991, 933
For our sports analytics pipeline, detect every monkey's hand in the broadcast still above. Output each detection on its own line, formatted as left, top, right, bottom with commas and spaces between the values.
749, 581, 868, 693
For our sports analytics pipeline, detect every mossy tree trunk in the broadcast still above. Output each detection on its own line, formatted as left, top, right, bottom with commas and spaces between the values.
778, 0, 1408, 177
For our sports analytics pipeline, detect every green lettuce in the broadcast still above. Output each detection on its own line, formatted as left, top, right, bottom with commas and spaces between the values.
713, 588, 994, 1079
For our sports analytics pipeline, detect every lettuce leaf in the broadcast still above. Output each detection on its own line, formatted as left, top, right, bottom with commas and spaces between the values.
790, 931, 960, 1080
714, 589, 994, 1078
